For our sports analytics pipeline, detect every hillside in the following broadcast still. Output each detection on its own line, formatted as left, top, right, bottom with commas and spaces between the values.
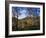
12, 16, 40, 31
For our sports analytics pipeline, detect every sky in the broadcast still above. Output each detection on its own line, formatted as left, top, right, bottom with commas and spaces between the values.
12, 7, 40, 19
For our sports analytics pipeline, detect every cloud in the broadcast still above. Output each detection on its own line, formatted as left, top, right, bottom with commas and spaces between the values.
12, 7, 40, 19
